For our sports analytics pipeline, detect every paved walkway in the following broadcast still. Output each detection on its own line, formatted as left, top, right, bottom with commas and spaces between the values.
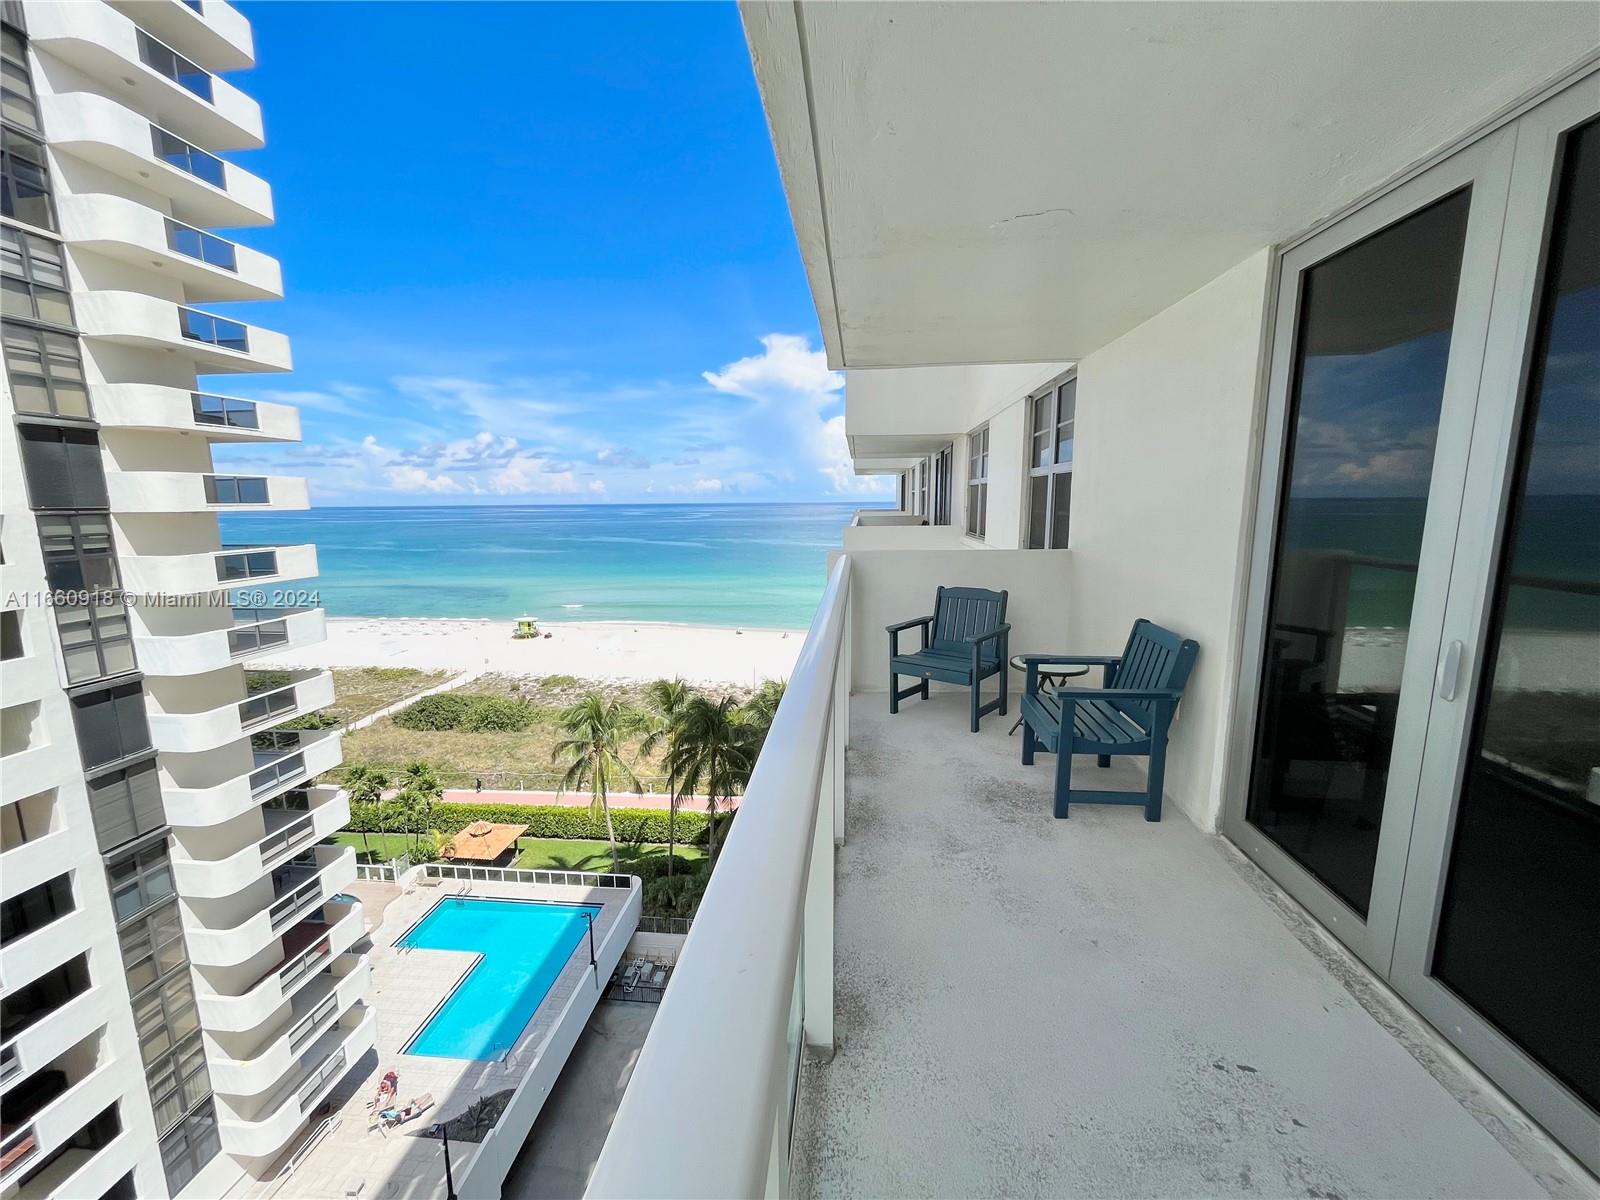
792, 695, 1587, 1199
442, 788, 738, 813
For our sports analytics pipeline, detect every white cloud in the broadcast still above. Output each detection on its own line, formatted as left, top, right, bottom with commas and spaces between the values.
702, 334, 844, 399
386, 464, 464, 494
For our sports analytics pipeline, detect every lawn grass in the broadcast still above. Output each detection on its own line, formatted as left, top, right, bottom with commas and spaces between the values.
331, 831, 705, 872
245, 665, 454, 727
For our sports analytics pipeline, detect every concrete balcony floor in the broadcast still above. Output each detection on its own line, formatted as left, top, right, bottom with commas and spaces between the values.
793, 695, 1578, 1200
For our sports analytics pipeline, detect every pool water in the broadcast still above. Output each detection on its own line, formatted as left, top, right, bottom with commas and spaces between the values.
399, 897, 600, 1060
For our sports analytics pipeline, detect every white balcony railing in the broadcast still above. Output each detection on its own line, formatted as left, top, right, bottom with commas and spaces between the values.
132, 606, 324, 679
92, 382, 300, 442
147, 669, 333, 753
194, 900, 364, 1034
169, 786, 348, 898
587, 555, 850, 1198
183, 845, 355, 967
119, 542, 318, 600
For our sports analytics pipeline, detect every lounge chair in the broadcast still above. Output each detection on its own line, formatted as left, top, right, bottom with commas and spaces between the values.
383, 1093, 434, 1128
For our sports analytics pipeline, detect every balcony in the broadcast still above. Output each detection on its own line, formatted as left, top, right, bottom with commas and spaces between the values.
8, 1127, 136, 1200
133, 605, 325, 680
119, 541, 318, 600
105, 469, 309, 514
0, 988, 109, 1110
160, 728, 341, 826
0, 1053, 116, 1190
0, 647, 54, 709
147, 668, 332, 753
74, 291, 291, 372
107, 0, 255, 73
39, 93, 272, 227
216, 1005, 375, 1158
170, 786, 349, 897
206, 953, 369, 1099
182, 843, 356, 967
0, 743, 63, 807
194, 898, 365, 1034
0, 910, 96, 1001
56, 195, 282, 303
26, 2, 263, 148
588, 557, 1567, 1199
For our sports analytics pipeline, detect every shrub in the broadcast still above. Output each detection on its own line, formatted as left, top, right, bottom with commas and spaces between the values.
644, 869, 709, 919
459, 696, 537, 732
541, 674, 578, 688
343, 800, 710, 844
393, 692, 472, 731
279, 709, 340, 731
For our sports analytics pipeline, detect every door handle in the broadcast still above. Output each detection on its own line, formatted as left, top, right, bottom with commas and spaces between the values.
1437, 639, 1464, 702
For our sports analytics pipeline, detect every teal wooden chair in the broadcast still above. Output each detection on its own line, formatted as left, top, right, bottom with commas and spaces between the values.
1018, 619, 1198, 820
887, 586, 1010, 732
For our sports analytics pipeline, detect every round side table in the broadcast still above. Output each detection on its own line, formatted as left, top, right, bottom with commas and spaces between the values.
1008, 655, 1090, 735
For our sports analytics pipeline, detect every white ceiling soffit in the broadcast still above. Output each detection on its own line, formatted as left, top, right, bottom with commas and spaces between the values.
742, 1, 1600, 369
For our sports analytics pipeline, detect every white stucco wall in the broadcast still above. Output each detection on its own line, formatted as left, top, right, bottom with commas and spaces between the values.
1066, 248, 1274, 831
832, 546, 1070, 694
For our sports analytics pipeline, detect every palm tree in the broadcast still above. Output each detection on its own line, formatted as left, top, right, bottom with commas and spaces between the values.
396, 760, 442, 855
552, 693, 643, 873
341, 764, 388, 861
639, 677, 694, 877
741, 679, 787, 758
663, 695, 754, 862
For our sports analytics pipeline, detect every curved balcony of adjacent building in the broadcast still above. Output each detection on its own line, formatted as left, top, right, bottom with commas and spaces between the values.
108, 0, 255, 73
132, 606, 325, 679
207, 953, 369, 1100
0, 986, 109, 1108
216, 1004, 375, 1159
0, 1044, 122, 1194
38, 92, 271, 228
0, 743, 72, 811
26, 2, 263, 149
94, 383, 300, 442
194, 898, 365, 1034
120, 541, 318, 601
170, 785, 349, 898
76, 292, 291, 373
159, 728, 341, 826
106, 469, 309, 514
183, 843, 356, 967
0, 648, 56, 710
147, 668, 332, 753
58, 194, 280, 303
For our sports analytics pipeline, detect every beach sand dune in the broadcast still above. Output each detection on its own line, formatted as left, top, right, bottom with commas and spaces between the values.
259, 616, 804, 687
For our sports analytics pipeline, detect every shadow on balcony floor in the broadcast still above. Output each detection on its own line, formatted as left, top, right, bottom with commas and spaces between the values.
792, 694, 1562, 1199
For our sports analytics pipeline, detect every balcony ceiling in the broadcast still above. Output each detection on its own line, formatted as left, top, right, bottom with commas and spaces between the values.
743, 1, 1600, 368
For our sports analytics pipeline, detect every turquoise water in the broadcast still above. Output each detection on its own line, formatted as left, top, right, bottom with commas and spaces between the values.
218, 502, 873, 629
399, 897, 600, 1060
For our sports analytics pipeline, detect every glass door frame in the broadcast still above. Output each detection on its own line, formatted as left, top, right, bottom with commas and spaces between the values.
1221, 126, 1518, 972
1389, 75, 1600, 1173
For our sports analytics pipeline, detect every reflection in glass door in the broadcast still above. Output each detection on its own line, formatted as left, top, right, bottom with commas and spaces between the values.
1429, 115, 1600, 1120
1245, 192, 1472, 916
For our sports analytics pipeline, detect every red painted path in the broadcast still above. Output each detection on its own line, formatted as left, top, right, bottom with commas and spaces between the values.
442, 788, 739, 812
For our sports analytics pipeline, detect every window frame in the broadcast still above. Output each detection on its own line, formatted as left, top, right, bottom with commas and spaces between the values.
4, 323, 90, 420
1, 223, 72, 328
1, 25, 38, 132
1025, 373, 1077, 549
17, 422, 109, 511
42, 514, 134, 684
965, 423, 990, 540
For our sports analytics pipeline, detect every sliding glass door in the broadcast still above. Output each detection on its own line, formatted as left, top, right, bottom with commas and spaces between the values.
1230, 73, 1599, 1170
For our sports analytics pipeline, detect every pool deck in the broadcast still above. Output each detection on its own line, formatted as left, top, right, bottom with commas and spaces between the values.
236, 876, 637, 1200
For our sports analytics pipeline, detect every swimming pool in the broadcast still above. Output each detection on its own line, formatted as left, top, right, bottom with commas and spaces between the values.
399, 897, 600, 1060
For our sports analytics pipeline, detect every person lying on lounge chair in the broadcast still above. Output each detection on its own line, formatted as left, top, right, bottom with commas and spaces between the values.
383, 1093, 435, 1128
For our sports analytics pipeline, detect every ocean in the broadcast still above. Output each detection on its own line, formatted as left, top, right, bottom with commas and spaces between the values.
218, 503, 875, 629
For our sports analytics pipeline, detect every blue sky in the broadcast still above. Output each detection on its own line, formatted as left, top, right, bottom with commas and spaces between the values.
210, 1, 885, 505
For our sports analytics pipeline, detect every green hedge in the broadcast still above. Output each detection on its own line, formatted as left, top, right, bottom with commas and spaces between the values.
392, 692, 539, 732
346, 800, 711, 844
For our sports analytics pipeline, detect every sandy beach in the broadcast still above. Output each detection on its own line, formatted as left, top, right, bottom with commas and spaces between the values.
258, 616, 805, 686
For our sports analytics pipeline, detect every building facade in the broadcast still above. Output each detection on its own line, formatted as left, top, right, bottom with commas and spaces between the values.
1, 3, 369, 1196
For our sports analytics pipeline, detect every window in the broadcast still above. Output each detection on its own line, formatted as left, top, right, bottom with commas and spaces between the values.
216, 548, 277, 581
159, 1099, 218, 1193
118, 894, 185, 992
1, 225, 71, 327
932, 445, 954, 526
71, 681, 151, 772
965, 424, 989, 539
108, 842, 176, 926
1, 608, 20, 659
191, 392, 256, 428
178, 306, 248, 351
2, 26, 38, 131
151, 126, 224, 188
165, 221, 236, 272
204, 474, 269, 505
18, 423, 107, 510
39, 514, 134, 683
135, 31, 211, 101
1, 124, 53, 229
1026, 375, 1076, 549
0, 874, 73, 941
4, 324, 90, 419
86, 759, 163, 852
